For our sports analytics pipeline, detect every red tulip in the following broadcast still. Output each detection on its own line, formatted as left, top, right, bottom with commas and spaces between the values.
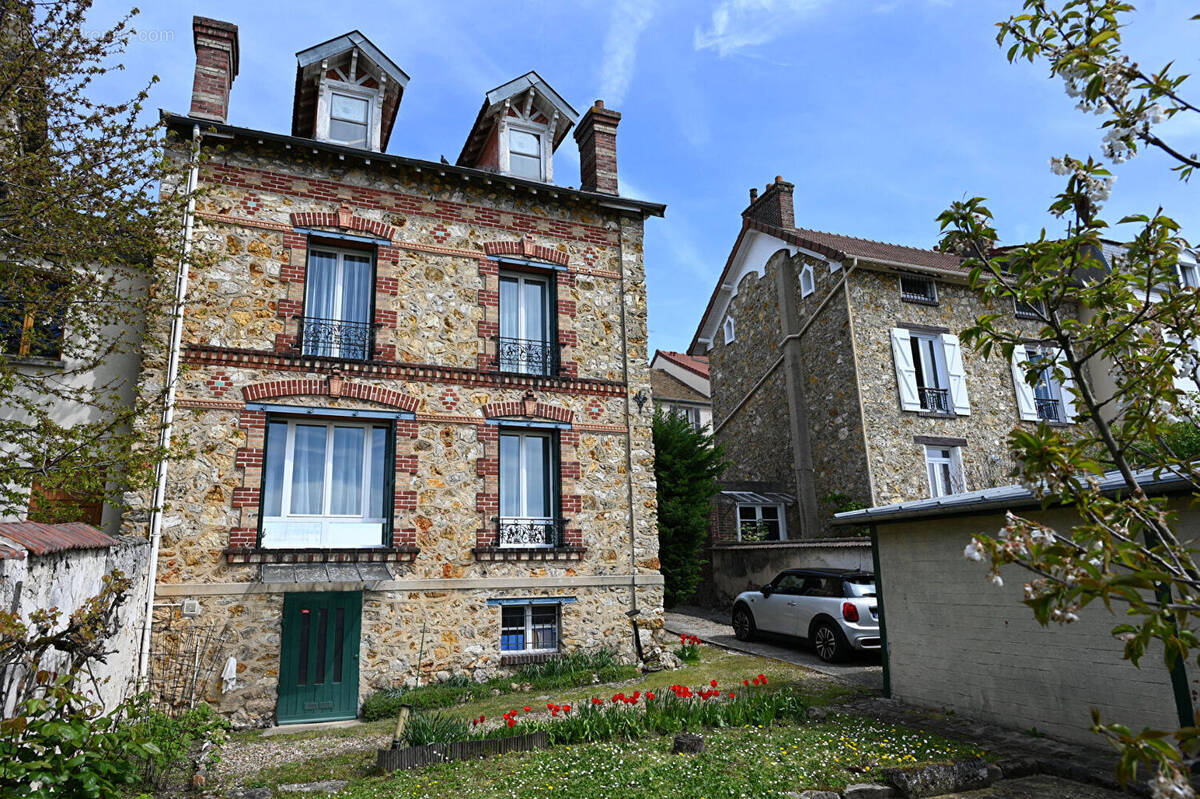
728, 692, 736, 698
710, 679, 718, 688
563, 704, 571, 713
645, 691, 655, 701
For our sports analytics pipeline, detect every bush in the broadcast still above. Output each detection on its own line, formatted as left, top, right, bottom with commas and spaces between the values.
125, 696, 229, 791
653, 410, 726, 606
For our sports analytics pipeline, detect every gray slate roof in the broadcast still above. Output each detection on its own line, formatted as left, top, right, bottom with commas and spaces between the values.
832, 466, 1193, 526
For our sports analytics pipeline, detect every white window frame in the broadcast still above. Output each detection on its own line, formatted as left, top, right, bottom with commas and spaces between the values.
499, 429, 557, 547
1178, 257, 1200, 290
315, 78, 382, 151
735, 503, 787, 542
1012, 344, 1076, 423
500, 119, 553, 182
500, 603, 560, 654
899, 274, 938, 305
800, 264, 815, 297
666, 404, 703, 430
723, 315, 736, 344
925, 446, 965, 498
261, 417, 389, 549
498, 271, 553, 375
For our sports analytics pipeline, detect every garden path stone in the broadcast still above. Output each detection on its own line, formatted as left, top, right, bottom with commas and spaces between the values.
789, 791, 840, 799
277, 780, 348, 793
842, 784, 899, 798
935, 774, 1132, 798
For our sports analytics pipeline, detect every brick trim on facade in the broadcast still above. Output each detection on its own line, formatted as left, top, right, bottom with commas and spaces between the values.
481, 398, 574, 424
241, 378, 419, 411
290, 205, 396, 241
184, 345, 626, 397
483, 238, 569, 266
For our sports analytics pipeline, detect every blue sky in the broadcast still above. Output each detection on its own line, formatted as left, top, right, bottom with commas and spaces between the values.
88, 0, 1200, 355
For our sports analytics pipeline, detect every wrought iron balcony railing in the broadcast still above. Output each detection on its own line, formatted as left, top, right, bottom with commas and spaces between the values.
494, 516, 568, 548
297, 316, 374, 361
497, 336, 560, 377
1035, 397, 1062, 422
919, 386, 951, 414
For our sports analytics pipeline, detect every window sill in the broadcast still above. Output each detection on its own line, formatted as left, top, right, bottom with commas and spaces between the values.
500, 651, 560, 667
224, 545, 419, 565
1, 355, 65, 369
472, 546, 586, 562
915, 410, 958, 419
900, 297, 939, 306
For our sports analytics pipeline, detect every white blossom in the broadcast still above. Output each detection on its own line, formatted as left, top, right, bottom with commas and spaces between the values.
1049, 157, 1071, 175
1150, 769, 1196, 799
989, 573, 1004, 588
964, 540, 985, 562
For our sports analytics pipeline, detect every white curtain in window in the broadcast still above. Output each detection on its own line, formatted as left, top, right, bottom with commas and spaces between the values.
306, 251, 338, 320
524, 435, 549, 518
500, 432, 551, 518
500, 278, 520, 341
500, 434, 520, 516
263, 421, 287, 517
522, 279, 547, 341
330, 426, 364, 515
341, 254, 372, 324
368, 427, 387, 518
291, 424, 327, 514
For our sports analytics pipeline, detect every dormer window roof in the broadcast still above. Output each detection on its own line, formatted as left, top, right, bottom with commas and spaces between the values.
456, 71, 578, 183
292, 31, 409, 151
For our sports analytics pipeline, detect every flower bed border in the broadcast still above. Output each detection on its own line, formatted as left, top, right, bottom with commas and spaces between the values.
376, 731, 550, 773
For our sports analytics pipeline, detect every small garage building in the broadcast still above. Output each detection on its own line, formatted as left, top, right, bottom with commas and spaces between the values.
833, 470, 1194, 747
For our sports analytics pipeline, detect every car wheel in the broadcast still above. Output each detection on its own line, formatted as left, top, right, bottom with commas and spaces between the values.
732, 606, 756, 642
812, 620, 849, 663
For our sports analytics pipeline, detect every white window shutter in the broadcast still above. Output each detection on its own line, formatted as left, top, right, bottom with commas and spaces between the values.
890, 328, 921, 412
1055, 348, 1078, 422
941, 333, 971, 416
1011, 346, 1038, 421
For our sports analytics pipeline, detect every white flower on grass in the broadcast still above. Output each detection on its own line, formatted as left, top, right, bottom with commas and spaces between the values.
964, 540, 985, 562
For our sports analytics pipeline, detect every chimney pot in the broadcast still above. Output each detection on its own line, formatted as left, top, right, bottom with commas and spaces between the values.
595, 99, 605, 109
742, 175, 795, 229
189, 16, 239, 124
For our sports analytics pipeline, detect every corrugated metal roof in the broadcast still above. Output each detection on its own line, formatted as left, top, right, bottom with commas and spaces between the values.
832, 466, 1193, 525
0, 521, 117, 557
721, 490, 795, 505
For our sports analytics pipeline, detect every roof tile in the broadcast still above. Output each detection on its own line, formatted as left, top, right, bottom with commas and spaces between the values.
0, 522, 117, 557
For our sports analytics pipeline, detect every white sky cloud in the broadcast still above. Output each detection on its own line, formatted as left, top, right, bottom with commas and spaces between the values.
598, 0, 659, 106
694, 0, 832, 57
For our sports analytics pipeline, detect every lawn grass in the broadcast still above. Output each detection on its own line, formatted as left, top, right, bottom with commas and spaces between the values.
323, 715, 984, 799
226, 646, 878, 792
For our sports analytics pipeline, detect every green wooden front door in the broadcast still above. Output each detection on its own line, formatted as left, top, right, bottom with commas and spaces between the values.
278, 591, 362, 724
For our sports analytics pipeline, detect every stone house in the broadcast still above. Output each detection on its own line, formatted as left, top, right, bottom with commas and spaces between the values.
689, 176, 1081, 545
649, 350, 711, 430
136, 17, 666, 726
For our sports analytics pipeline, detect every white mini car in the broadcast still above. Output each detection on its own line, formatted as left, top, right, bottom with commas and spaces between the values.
731, 568, 880, 662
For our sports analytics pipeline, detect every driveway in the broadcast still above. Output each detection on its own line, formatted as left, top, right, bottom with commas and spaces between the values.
664, 605, 883, 691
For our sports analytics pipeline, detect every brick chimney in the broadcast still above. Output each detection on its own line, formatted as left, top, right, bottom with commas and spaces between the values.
189, 17, 239, 123
573, 100, 621, 195
742, 176, 795, 230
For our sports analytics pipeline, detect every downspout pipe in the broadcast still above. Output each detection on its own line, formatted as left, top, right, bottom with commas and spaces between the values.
137, 125, 202, 682
615, 219, 645, 662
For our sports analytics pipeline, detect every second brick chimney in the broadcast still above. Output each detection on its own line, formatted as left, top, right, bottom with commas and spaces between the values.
189, 17, 239, 123
742, 176, 795, 230
573, 100, 621, 195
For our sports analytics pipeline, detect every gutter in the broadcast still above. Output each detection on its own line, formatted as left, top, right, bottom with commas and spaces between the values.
159, 111, 666, 218
615, 221, 645, 662
137, 125, 203, 682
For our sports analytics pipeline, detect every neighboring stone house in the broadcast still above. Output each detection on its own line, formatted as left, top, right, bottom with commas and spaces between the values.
689, 176, 1081, 543
649, 350, 711, 430
135, 18, 666, 726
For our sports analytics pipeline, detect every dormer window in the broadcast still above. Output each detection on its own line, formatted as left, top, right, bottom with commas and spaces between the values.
329, 92, 370, 148
292, 32, 409, 153
457, 72, 578, 184
508, 129, 543, 180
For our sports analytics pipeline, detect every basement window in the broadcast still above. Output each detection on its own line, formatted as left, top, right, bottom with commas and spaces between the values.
500, 603, 560, 653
